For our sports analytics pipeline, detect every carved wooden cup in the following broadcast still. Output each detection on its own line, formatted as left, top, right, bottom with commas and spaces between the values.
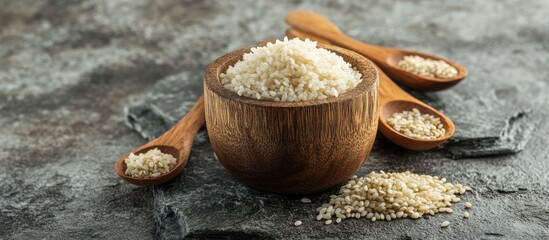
204, 43, 379, 194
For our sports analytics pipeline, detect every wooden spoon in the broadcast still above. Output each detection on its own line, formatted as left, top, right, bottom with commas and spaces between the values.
114, 96, 205, 186
285, 11, 468, 91
287, 29, 455, 150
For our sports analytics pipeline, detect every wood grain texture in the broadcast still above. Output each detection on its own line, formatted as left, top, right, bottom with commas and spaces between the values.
285, 11, 468, 91
114, 96, 205, 186
286, 29, 455, 150
204, 44, 379, 194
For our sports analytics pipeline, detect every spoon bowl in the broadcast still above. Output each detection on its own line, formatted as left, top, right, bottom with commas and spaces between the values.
115, 145, 183, 186
286, 28, 456, 150
114, 96, 205, 186
285, 11, 468, 91
379, 100, 455, 150
385, 50, 468, 91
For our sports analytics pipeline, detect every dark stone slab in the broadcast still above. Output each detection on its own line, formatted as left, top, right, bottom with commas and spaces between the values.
126, 69, 545, 239
440, 110, 536, 159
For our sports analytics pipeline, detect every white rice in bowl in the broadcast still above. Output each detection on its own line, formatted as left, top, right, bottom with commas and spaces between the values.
220, 37, 362, 102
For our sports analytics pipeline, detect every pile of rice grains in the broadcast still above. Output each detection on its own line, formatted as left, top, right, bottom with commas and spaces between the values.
387, 108, 446, 140
124, 148, 176, 178
398, 55, 458, 79
295, 171, 473, 229
221, 37, 362, 102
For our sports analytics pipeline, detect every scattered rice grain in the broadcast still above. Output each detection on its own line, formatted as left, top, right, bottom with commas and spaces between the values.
441, 220, 450, 227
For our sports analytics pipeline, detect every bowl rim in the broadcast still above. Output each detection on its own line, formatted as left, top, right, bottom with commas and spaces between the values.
204, 42, 379, 108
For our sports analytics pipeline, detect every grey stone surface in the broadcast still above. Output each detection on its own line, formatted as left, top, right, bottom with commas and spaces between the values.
1, 0, 548, 239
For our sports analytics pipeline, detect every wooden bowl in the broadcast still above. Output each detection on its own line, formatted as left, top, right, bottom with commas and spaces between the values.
203, 43, 379, 194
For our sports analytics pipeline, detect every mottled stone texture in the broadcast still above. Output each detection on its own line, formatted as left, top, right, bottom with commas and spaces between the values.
0, 0, 548, 239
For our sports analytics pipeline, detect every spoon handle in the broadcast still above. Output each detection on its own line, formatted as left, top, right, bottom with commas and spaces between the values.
327, 35, 391, 65
285, 11, 393, 64
148, 96, 205, 151
377, 68, 419, 106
